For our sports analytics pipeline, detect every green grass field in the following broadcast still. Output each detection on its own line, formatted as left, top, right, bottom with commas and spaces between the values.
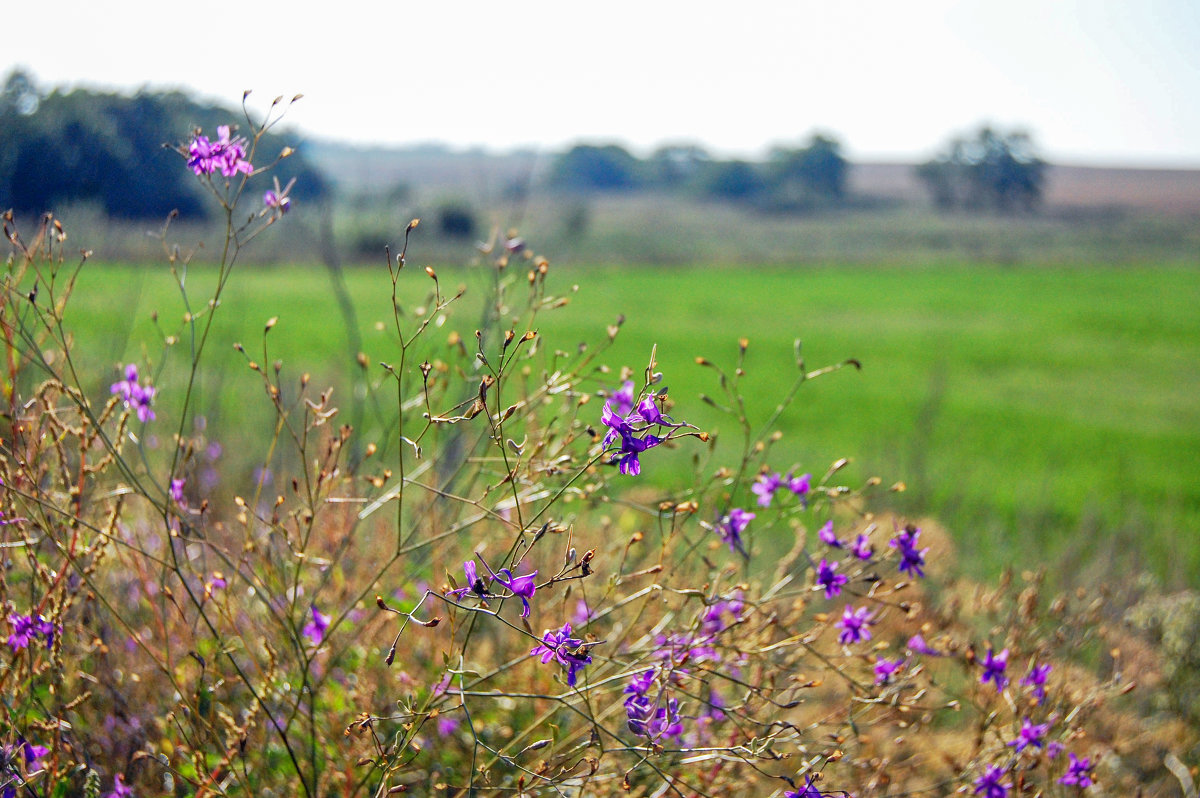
59, 259, 1200, 585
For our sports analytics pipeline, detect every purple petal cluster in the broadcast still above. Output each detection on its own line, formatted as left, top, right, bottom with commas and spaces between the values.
836, 605, 874, 645
815, 559, 848, 599
110, 364, 156, 422
6, 612, 57, 651
601, 385, 685, 476
106, 774, 135, 798
716, 508, 754, 556
1058, 753, 1094, 788
889, 524, 929, 578
1008, 717, 1049, 753
188, 125, 253, 177
446, 559, 538, 618
980, 647, 1010, 691
302, 605, 330, 645
1, 738, 49, 798
818, 520, 841, 548
623, 668, 684, 740
1020, 661, 1052, 703
530, 622, 592, 686
751, 471, 783, 506
973, 765, 1010, 798
874, 656, 905, 685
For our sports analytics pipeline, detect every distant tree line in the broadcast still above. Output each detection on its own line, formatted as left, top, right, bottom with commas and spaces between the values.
0, 70, 328, 220
546, 134, 851, 212
548, 126, 1048, 214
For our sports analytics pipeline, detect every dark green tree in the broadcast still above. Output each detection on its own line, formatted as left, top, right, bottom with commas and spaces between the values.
547, 144, 642, 192
916, 126, 1045, 212
765, 133, 849, 208
695, 160, 766, 202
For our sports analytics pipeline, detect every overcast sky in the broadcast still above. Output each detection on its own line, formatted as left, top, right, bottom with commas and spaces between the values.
6, 0, 1199, 166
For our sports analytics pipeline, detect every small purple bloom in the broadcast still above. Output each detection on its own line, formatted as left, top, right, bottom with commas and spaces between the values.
874, 656, 904, 685
111, 364, 155, 422
751, 471, 782, 507
1021, 662, 1052, 704
818, 520, 841, 548
836, 605, 874, 645
436, 715, 460, 737
851, 532, 873, 561
717, 508, 754, 556
447, 560, 486, 600
188, 125, 252, 177
264, 190, 290, 214
980, 647, 1010, 691
907, 634, 942, 656
973, 765, 1010, 798
1008, 717, 1049, 753
607, 380, 635, 418
169, 478, 186, 508
890, 524, 928, 578
490, 567, 537, 618
1047, 741, 1065, 759
106, 773, 134, 798
1058, 753, 1094, 788
787, 471, 811, 497
302, 605, 330, 645
615, 433, 661, 476
815, 559, 848, 599
530, 623, 592, 686
6, 613, 34, 650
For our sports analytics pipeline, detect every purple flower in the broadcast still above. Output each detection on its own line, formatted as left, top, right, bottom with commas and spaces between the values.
607, 380, 635, 418
302, 605, 330, 645
1047, 741, 1065, 759
6, 613, 56, 650
1021, 662, 1052, 704
1058, 753, 1094, 788
1, 739, 48, 798
907, 634, 942, 656
818, 520, 841, 548
851, 532, 873, 560
600, 382, 686, 477
6, 613, 34, 650
787, 471, 811, 497
188, 125, 252, 177
717, 508, 754, 556
751, 471, 782, 507
815, 559, 848, 599
169, 478, 186, 508
1008, 717, 1049, 753
890, 524, 928, 578
624, 669, 684, 740
973, 765, 1010, 798
490, 567, 538, 619
264, 190, 290, 214
436, 715, 460, 737
530, 623, 592, 686
836, 605, 873, 645
111, 364, 155, 422
447, 560, 486, 600
106, 773, 134, 798
980, 647, 1010, 691
874, 656, 904, 686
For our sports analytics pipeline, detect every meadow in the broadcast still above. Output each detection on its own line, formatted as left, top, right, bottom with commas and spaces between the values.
67, 257, 1200, 585
5, 121, 1199, 796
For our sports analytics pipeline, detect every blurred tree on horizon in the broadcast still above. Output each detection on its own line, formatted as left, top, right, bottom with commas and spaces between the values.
916, 125, 1046, 212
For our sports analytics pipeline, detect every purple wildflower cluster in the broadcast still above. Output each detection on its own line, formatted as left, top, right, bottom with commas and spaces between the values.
110, 364, 155, 422
889, 523, 929, 578
600, 380, 687, 476
187, 125, 253, 177
980, 647, 1010, 691
303, 605, 330, 645
529, 623, 592, 686
446, 559, 538, 618
623, 668, 684, 740
751, 469, 810, 508
1021, 661, 1052, 703
1059, 753, 1094, 787
973, 765, 1010, 798
6, 612, 57, 651
716, 507, 754, 556
836, 605, 874, 645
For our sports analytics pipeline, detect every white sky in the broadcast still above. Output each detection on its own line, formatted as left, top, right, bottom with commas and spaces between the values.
6, 0, 1199, 166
